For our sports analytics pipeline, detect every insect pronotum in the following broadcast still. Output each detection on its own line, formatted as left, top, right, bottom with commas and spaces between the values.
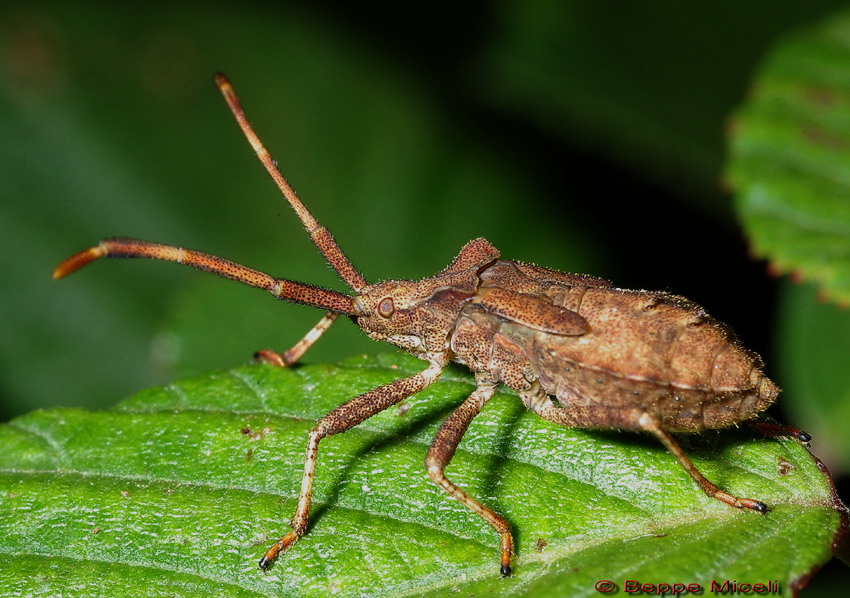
54, 74, 809, 577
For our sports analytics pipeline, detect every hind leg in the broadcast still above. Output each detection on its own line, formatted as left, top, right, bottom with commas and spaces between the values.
524, 386, 767, 513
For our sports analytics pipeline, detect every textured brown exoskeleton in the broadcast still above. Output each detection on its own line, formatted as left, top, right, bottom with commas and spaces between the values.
54, 74, 808, 577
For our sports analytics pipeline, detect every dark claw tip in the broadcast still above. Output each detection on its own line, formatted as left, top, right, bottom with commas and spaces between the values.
258, 557, 271, 570
797, 431, 812, 443
753, 501, 768, 514
500, 564, 512, 577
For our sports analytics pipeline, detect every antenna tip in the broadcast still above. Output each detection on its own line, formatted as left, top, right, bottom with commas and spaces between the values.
214, 72, 232, 92
53, 245, 107, 279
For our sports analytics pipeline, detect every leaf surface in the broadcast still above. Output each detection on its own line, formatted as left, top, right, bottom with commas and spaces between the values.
0, 353, 842, 596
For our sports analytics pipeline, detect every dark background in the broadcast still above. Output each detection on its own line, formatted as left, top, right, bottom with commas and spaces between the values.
1, 1, 847, 591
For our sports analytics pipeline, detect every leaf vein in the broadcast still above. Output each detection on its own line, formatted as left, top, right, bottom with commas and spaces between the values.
6, 421, 65, 468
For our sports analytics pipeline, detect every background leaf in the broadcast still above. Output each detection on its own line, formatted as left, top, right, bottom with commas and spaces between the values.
776, 281, 850, 475
0, 355, 843, 596
480, 1, 847, 213
727, 7, 850, 306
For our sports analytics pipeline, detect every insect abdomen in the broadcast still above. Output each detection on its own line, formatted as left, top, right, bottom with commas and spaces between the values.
532, 287, 778, 432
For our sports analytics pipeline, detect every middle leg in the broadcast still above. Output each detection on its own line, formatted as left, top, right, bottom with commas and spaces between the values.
425, 376, 515, 576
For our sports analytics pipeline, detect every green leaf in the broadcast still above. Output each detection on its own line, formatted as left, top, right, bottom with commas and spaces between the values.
776, 281, 850, 472
0, 353, 842, 596
726, 8, 850, 305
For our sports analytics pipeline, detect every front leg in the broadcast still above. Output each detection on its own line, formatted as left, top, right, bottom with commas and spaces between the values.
259, 359, 445, 569
256, 312, 339, 367
424, 376, 515, 576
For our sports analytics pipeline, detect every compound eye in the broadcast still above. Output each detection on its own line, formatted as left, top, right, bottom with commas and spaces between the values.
377, 297, 395, 318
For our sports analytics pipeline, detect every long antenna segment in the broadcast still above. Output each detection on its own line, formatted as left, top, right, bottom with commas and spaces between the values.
214, 74, 367, 292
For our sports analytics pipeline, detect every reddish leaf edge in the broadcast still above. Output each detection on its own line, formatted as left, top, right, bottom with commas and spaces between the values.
789, 452, 849, 595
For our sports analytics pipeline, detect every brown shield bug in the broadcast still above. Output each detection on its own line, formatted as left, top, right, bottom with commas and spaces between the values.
54, 74, 809, 577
